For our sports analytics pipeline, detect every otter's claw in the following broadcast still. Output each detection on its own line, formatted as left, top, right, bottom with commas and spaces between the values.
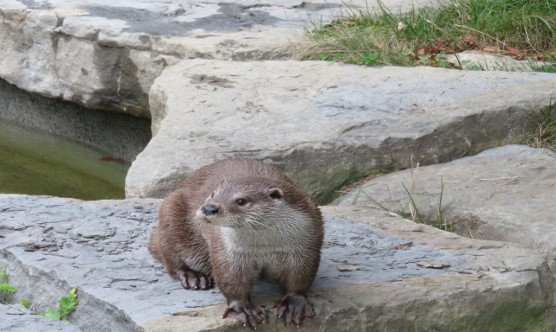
274, 293, 315, 327
223, 300, 266, 329
176, 269, 214, 290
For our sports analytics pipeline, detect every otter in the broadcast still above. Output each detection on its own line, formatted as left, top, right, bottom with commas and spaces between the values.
149, 158, 324, 329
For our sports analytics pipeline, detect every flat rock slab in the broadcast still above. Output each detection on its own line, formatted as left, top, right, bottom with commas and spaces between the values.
126, 59, 556, 202
336, 144, 556, 277
0, 0, 439, 116
1, 194, 554, 331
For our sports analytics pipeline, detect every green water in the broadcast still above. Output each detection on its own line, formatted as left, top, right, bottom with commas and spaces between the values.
0, 121, 128, 200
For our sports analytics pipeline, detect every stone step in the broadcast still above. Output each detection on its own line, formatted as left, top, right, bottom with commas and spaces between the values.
126, 59, 555, 202
1, 191, 553, 331
336, 144, 556, 278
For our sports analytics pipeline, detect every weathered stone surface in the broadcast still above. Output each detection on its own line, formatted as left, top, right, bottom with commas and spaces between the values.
126, 59, 555, 202
336, 144, 556, 278
1, 0, 441, 116
1, 194, 554, 331
0, 196, 162, 331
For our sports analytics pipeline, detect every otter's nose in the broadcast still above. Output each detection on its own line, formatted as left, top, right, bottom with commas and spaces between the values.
201, 204, 219, 216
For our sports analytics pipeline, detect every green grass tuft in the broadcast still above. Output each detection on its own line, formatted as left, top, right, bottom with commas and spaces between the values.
43, 288, 79, 322
304, 0, 556, 71
351, 168, 455, 233
0, 266, 16, 304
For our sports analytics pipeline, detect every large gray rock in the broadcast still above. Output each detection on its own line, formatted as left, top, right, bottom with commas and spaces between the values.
336, 145, 556, 277
1, 0, 440, 116
2, 193, 553, 331
126, 59, 555, 202
0, 196, 162, 332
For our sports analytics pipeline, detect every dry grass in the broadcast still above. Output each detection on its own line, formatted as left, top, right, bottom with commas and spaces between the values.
300, 0, 556, 70
527, 104, 556, 152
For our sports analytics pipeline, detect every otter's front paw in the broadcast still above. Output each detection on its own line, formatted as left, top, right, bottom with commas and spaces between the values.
274, 293, 315, 327
176, 268, 214, 290
223, 300, 266, 329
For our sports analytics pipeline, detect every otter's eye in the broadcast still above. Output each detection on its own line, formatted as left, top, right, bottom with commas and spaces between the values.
235, 198, 247, 206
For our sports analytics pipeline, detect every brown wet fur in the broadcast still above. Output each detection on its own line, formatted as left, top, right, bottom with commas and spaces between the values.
149, 158, 324, 328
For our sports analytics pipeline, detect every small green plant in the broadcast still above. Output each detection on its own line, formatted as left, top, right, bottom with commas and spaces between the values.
399, 177, 453, 232
0, 266, 16, 304
43, 288, 79, 322
20, 299, 29, 308
358, 51, 381, 66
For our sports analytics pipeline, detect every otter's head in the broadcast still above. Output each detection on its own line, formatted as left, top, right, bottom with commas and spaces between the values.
195, 177, 286, 228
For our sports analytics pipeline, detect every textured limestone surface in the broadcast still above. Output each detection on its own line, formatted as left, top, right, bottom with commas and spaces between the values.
126, 59, 556, 202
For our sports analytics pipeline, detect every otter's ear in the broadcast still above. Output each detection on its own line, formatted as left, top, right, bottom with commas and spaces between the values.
268, 188, 283, 200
